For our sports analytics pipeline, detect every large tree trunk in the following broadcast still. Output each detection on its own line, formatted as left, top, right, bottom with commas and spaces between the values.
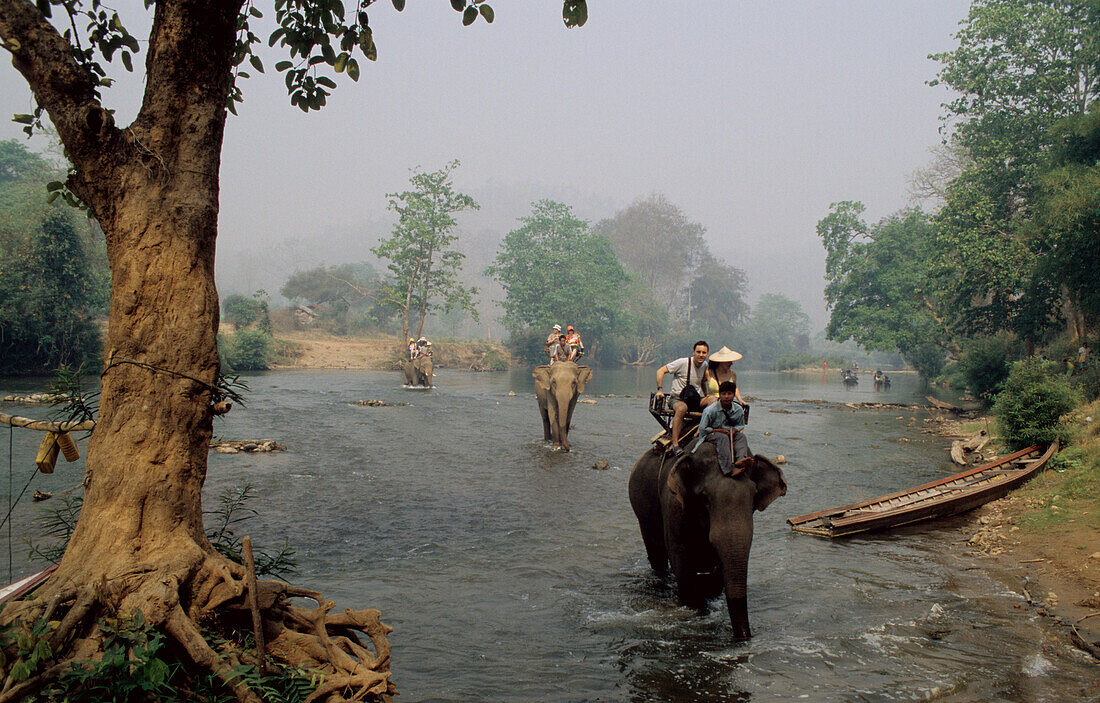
0, 2, 394, 700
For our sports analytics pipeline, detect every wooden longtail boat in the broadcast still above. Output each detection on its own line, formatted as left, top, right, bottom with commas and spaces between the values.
787, 443, 1057, 538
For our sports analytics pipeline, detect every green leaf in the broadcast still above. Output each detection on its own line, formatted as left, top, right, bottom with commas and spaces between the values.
46, 192, 59, 204
249, 54, 264, 73
249, 6, 262, 18
346, 58, 360, 81
363, 38, 377, 62
479, 5, 494, 23
121, 51, 132, 72
463, 6, 477, 25
450, 0, 464, 11
334, 52, 348, 73
317, 76, 337, 89
12, 114, 34, 125
392, 0, 406, 10
275, 60, 293, 72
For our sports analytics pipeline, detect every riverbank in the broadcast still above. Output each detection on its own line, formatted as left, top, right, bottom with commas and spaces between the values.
272, 331, 512, 371
928, 408, 1100, 656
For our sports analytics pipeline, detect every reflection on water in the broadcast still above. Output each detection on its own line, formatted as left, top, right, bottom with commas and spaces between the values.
2, 368, 1096, 702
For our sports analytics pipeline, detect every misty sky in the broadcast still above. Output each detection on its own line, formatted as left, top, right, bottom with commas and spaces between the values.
0, 1, 971, 331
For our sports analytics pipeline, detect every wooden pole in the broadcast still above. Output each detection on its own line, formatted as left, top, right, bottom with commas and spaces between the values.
241, 536, 267, 677
0, 412, 94, 433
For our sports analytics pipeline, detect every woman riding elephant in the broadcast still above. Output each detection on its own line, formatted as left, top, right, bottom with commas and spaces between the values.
533, 361, 592, 451
628, 444, 786, 639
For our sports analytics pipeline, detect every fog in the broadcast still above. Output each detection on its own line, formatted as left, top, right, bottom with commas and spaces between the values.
0, 1, 969, 330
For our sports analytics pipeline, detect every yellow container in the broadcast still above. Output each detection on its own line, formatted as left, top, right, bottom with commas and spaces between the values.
35, 433, 60, 474
56, 432, 79, 462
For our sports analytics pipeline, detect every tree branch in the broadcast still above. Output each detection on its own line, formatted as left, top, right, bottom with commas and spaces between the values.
0, 0, 119, 176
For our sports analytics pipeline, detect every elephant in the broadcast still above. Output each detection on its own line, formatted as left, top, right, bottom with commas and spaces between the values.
403, 356, 433, 387
533, 361, 592, 451
628, 443, 787, 639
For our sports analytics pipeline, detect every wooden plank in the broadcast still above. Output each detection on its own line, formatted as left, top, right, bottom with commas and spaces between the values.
0, 412, 95, 433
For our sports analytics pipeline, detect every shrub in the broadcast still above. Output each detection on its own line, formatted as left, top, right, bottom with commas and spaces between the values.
903, 343, 947, 381
959, 335, 1019, 405
1073, 357, 1100, 401
992, 356, 1080, 449
506, 328, 550, 365
222, 293, 270, 331
221, 329, 274, 371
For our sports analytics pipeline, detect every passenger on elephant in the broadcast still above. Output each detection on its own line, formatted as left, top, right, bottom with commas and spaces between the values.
408, 338, 418, 360
550, 334, 576, 364
565, 325, 584, 358
691, 381, 753, 476
422, 340, 433, 357
654, 340, 709, 453
545, 324, 563, 360
701, 346, 744, 406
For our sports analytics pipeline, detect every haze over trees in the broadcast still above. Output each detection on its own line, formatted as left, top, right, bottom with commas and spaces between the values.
821, 0, 1100, 391
0, 1, 587, 701
0, 139, 107, 374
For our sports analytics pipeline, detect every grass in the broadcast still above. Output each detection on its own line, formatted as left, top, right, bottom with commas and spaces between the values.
1014, 400, 1100, 536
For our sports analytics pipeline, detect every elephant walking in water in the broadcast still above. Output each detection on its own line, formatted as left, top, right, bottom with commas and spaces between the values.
403, 356, 433, 387
533, 361, 592, 451
628, 445, 786, 639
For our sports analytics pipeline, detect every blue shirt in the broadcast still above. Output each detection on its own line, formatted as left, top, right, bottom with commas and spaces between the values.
691, 400, 746, 453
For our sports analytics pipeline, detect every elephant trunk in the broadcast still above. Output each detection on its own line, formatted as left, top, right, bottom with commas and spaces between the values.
552, 385, 576, 451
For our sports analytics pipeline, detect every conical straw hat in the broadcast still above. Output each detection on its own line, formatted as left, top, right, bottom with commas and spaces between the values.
709, 346, 743, 363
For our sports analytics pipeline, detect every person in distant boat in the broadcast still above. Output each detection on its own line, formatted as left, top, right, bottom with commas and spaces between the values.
550, 334, 575, 364
545, 324, 563, 361
691, 381, 752, 475
655, 340, 709, 454
702, 346, 744, 407
565, 325, 585, 358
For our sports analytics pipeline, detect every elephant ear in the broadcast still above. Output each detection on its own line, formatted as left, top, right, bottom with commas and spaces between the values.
749, 454, 787, 512
576, 366, 593, 393
533, 366, 550, 393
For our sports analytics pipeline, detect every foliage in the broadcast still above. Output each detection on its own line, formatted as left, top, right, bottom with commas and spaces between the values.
592, 193, 709, 319
46, 362, 99, 428
1073, 356, 1100, 401
486, 200, 630, 361
819, 202, 956, 357
279, 262, 395, 334
222, 291, 271, 332
958, 335, 1020, 405
372, 161, 480, 342
205, 484, 298, 579
28, 494, 83, 565
55, 611, 175, 700
735, 293, 811, 366
926, 0, 1100, 342
0, 141, 108, 374
688, 253, 750, 337
603, 277, 670, 365
903, 342, 948, 382
993, 356, 1080, 449
774, 352, 849, 371
220, 329, 275, 372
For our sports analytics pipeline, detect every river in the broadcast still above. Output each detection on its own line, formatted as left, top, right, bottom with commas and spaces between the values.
2, 368, 1097, 702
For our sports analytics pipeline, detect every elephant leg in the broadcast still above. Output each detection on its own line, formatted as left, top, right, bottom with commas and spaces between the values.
725, 594, 751, 641
539, 403, 552, 441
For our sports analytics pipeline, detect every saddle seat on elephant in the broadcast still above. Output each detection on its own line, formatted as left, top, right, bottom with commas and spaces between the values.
647, 392, 750, 454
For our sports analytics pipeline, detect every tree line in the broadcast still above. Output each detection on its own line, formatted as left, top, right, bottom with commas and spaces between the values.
820, 0, 1100, 404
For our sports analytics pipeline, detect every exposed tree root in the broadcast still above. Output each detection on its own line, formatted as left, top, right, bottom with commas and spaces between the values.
0, 555, 395, 703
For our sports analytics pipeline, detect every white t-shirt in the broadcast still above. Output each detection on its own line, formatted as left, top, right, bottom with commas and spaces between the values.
664, 357, 708, 395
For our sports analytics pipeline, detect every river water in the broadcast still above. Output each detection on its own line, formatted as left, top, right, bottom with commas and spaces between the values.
2, 368, 1097, 702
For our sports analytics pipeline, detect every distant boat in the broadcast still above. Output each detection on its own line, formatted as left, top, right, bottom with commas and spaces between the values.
787, 443, 1057, 538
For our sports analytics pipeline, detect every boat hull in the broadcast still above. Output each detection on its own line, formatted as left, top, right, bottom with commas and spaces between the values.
787, 444, 1056, 538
